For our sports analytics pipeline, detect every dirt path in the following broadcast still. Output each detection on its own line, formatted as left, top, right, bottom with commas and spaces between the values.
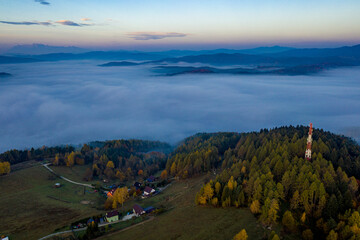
38, 228, 84, 240
42, 163, 94, 188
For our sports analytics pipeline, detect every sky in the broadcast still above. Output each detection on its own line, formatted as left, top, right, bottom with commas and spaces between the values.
0, 0, 360, 51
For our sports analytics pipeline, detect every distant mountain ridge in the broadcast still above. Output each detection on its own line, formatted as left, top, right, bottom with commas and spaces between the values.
0, 55, 42, 64
153, 44, 360, 66
1, 44, 360, 76
6, 43, 88, 55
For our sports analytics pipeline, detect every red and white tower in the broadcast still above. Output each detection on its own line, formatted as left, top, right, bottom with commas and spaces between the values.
305, 123, 313, 161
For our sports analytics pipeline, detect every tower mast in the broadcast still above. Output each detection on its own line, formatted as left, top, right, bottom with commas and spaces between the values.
305, 123, 313, 161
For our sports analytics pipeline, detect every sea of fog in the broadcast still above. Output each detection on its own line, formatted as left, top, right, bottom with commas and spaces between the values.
0, 60, 360, 152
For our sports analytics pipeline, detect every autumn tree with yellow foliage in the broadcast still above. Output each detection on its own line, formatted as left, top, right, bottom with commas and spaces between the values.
0, 161, 10, 175
66, 151, 75, 167
106, 161, 115, 169
112, 187, 129, 209
250, 200, 260, 214
233, 229, 248, 240
161, 170, 168, 180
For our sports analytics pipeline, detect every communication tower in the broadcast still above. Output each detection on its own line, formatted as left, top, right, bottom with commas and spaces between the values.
305, 123, 313, 161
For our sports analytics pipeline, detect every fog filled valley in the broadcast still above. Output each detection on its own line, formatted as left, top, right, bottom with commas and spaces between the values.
0, 60, 360, 152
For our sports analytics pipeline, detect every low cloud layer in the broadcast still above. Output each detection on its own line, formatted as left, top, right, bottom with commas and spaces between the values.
35, 0, 50, 5
0, 20, 92, 27
0, 62, 359, 152
0, 20, 52, 26
128, 32, 187, 40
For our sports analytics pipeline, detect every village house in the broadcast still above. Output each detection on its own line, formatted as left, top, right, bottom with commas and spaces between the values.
105, 210, 119, 222
143, 186, 155, 196
133, 204, 145, 216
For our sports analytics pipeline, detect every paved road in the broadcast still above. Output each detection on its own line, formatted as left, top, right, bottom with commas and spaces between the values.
42, 163, 94, 188
39, 217, 155, 240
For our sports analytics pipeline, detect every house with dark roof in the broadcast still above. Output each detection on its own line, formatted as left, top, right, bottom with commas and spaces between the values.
143, 186, 155, 196
133, 204, 145, 216
147, 175, 156, 182
106, 210, 119, 222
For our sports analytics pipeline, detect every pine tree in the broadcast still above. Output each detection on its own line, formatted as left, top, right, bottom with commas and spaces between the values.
250, 200, 260, 214
290, 190, 301, 210
326, 230, 338, 240
282, 211, 297, 233
302, 229, 313, 240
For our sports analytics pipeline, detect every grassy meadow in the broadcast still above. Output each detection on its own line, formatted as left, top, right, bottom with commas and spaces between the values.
0, 164, 289, 240
0, 164, 102, 239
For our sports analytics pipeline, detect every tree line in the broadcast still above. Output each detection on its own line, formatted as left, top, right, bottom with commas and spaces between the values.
50, 139, 171, 182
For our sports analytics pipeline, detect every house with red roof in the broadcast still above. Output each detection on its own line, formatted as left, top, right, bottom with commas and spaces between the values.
143, 186, 155, 196
133, 204, 145, 216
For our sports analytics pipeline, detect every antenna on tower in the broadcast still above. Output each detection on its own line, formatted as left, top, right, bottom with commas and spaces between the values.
305, 123, 313, 161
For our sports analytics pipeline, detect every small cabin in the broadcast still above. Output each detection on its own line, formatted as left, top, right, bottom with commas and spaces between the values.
54, 183, 61, 188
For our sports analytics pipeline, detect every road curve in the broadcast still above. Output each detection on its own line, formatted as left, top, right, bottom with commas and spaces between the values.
42, 163, 94, 188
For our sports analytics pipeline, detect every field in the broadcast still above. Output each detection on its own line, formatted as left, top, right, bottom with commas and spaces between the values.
99, 174, 268, 240
0, 164, 103, 239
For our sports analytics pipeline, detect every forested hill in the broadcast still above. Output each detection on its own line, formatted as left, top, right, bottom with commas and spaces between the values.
166, 126, 360, 179
165, 126, 360, 239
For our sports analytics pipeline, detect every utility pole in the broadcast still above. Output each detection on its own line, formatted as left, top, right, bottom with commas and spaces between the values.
305, 123, 313, 161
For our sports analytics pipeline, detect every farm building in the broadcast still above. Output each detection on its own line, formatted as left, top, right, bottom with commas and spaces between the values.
106, 210, 119, 222
143, 186, 155, 196
133, 204, 145, 216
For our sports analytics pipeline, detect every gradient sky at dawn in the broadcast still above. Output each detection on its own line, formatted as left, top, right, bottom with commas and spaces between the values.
0, 0, 360, 50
